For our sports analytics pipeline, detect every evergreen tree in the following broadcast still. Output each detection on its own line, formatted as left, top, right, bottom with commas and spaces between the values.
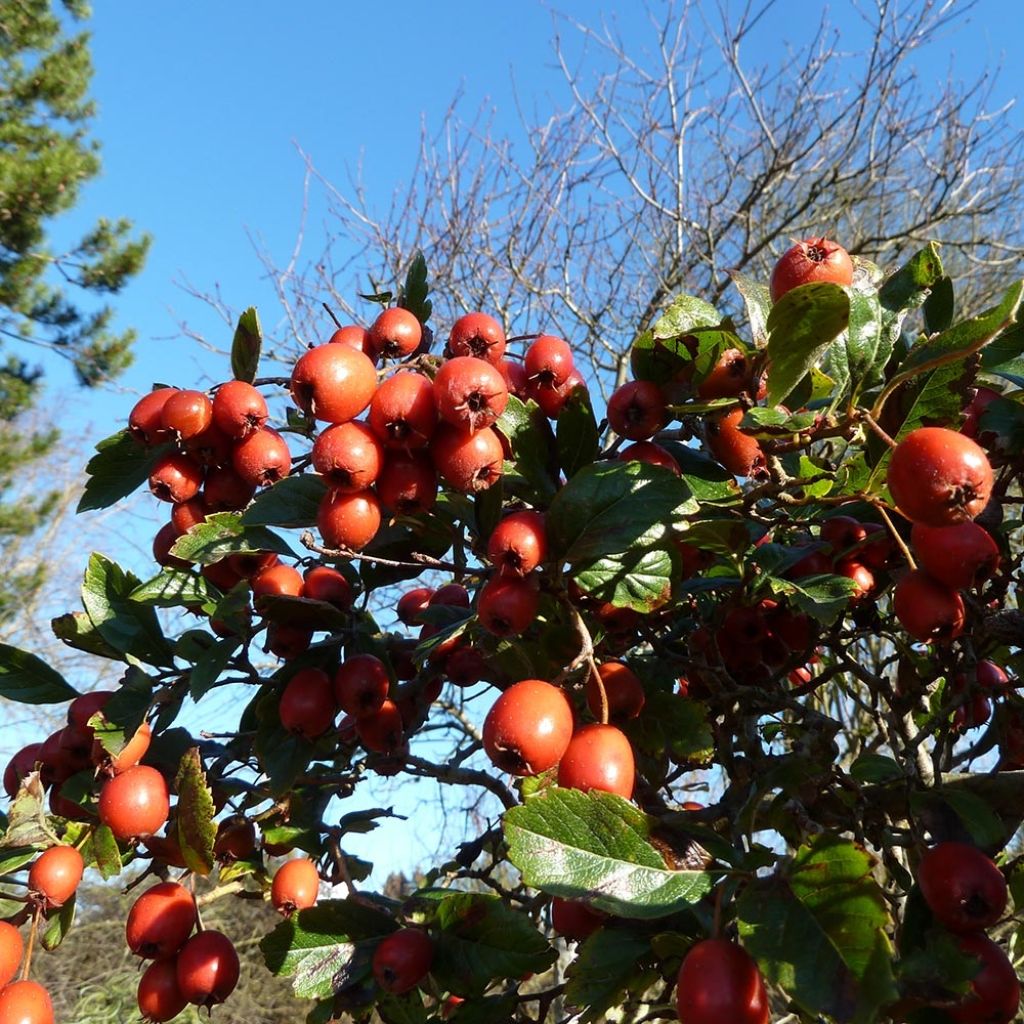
0, 0, 149, 625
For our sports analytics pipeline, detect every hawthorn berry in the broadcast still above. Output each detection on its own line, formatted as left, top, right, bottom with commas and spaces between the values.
607, 380, 668, 440
525, 334, 574, 388
301, 566, 353, 609
149, 453, 203, 504
368, 372, 438, 450
892, 570, 965, 643
482, 679, 573, 776
820, 515, 868, 555
334, 654, 390, 718
396, 587, 434, 625
917, 842, 1007, 934
98, 764, 170, 840
317, 488, 382, 551
836, 559, 875, 603
431, 423, 504, 493
211, 379, 268, 439
312, 421, 385, 491
214, 815, 257, 863
137, 957, 188, 1023
129, 388, 179, 446
705, 408, 767, 479
184, 421, 233, 467
770, 237, 854, 302
911, 521, 1000, 590
290, 343, 377, 423
126, 882, 197, 959
433, 356, 509, 433
529, 367, 586, 419
0, 980, 54, 1024
477, 574, 539, 637
948, 933, 1019, 1024
676, 938, 769, 1024
618, 440, 681, 475
498, 358, 529, 398
175, 930, 240, 1007
170, 496, 207, 534
449, 312, 506, 363
203, 465, 258, 510
376, 451, 438, 514
372, 928, 434, 994
271, 857, 320, 915
0, 921, 23, 988
231, 427, 291, 488
551, 897, 606, 941
161, 389, 213, 440
252, 563, 303, 599
279, 668, 337, 739
430, 583, 470, 608
368, 307, 422, 360
487, 509, 547, 577
3, 742, 42, 800
356, 699, 405, 754
961, 385, 1002, 444
697, 348, 754, 398
96, 719, 152, 775
887, 427, 993, 527
586, 662, 645, 723
266, 622, 313, 660
557, 724, 635, 799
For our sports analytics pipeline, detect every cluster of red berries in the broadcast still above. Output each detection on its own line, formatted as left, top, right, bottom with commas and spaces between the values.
916, 842, 1018, 1023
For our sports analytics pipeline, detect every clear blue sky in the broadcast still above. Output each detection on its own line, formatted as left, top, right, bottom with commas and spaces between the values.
18, 0, 1023, 882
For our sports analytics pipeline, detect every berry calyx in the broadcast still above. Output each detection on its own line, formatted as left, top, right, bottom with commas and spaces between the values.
487, 509, 547, 577
433, 356, 509, 433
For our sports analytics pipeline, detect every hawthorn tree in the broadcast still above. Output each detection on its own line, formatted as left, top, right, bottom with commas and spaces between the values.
1, 236, 1024, 1024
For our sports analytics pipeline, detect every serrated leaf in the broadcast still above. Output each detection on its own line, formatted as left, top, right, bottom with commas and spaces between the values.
129, 569, 217, 608
767, 573, 859, 625
81, 553, 173, 666
730, 272, 772, 348
242, 475, 328, 528
431, 892, 556, 997
0, 772, 58, 848
843, 289, 886, 399
557, 387, 600, 478
565, 930, 655, 1023
737, 834, 896, 1024
504, 788, 715, 918
659, 443, 738, 501
170, 512, 295, 565
231, 306, 262, 383
175, 748, 216, 876
41, 894, 76, 951
496, 395, 559, 500
574, 546, 674, 612
547, 461, 695, 565
260, 899, 397, 999
83, 824, 122, 879
629, 295, 722, 382
51, 612, 122, 660
77, 430, 172, 514
0, 643, 77, 704
398, 253, 432, 325
923, 275, 955, 334
89, 667, 152, 755
766, 282, 851, 405
187, 636, 242, 700
651, 294, 722, 340
626, 692, 713, 765
878, 243, 944, 318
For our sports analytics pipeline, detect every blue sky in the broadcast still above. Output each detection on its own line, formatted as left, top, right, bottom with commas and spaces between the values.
15, 0, 1023, 881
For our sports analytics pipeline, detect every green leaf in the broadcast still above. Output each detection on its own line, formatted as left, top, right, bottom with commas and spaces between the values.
849, 755, 902, 785
878, 243, 944, 319
980, 322, 1024, 386
496, 395, 558, 500
430, 892, 556, 997
0, 643, 77, 704
658, 443, 738, 501
242, 474, 328, 528
504, 788, 715, 919
0, 773, 58, 849
923, 275, 955, 334
626, 692, 713, 765
565, 930, 656, 1023
129, 569, 217, 608
260, 899, 397, 999
255, 690, 314, 796
651, 294, 722, 340
231, 306, 262, 383
0, 848, 35, 875
574, 546, 675, 612
187, 636, 241, 700
80, 554, 173, 666
766, 282, 850, 406
547, 461, 695, 565
50, 612, 122, 660
842, 289, 886, 400
896, 279, 1023, 380
41, 894, 76, 951
629, 295, 721, 382
83, 824, 122, 880
89, 667, 152, 755
557, 387, 600, 478
398, 252, 432, 324
175, 748, 216, 876
736, 834, 896, 1024
767, 573, 859, 625
170, 511, 295, 565
255, 594, 349, 632
77, 430, 172, 514
729, 272, 772, 348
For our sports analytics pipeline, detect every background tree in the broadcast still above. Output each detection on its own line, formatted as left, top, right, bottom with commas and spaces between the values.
0, 0, 150, 629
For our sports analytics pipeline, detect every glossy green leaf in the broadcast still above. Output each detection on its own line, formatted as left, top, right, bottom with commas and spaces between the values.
77, 430, 172, 514
41, 894, 76, 951
0, 642, 77, 704
504, 788, 715, 918
659, 442, 738, 501
50, 611, 122, 660
129, 569, 217, 608
230, 306, 262, 383
170, 511, 295, 565
737, 834, 896, 1024
730, 272, 772, 348
766, 282, 850, 406
89, 666, 152, 755
175, 747, 216, 876
496, 395, 559, 499
187, 636, 241, 700
242, 474, 328, 528
557, 386, 600, 478
398, 252, 432, 324
923, 275, 955, 334
565, 930, 657, 1023
83, 824, 122, 880
766, 573, 859, 625
574, 546, 675, 612
980, 322, 1024, 386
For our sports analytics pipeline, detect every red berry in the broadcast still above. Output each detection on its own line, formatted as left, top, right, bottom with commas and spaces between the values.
161, 389, 213, 440
126, 882, 197, 959
557, 724, 635, 799
836, 559, 875, 603
213, 815, 257, 863
175, 930, 240, 1007
368, 307, 422, 360
618, 440, 680, 475
137, 957, 188, 1023
317, 488, 382, 551
697, 348, 754, 399
820, 515, 868, 555
498, 358, 529, 398
153, 522, 188, 569
887, 427, 993, 526
607, 380, 668, 440
329, 324, 375, 360
356, 699, 405, 754
232, 427, 291, 488
312, 421, 385, 492
291, 343, 378, 423
586, 662, 645, 723
4, 743, 42, 800
676, 938, 769, 1024
449, 312, 506, 363
396, 587, 433, 625
431, 424, 504, 493
961, 385, 1002, 443
211, 380, 268, 439
893, 570, 966, 643
0, 921, 23, 988
433, 356, 509, 433
477, 575, 539, 637
525, 334, 574, 388
529, 367, 586, 419
376, 451, 438, 514
98, 764, 170, 840
184, 421, 233, 468
334, 654, 391, 718
948, 933, 1019, 1024
0, 980, 54, 1024
252, 563, 303, 599
372, 928, 434, 994
705, 408, 767, 479
430, 584, 470, 609
270, 857, 320, 915
266, 623, 313, 660
279, 668, 337, 739
551, 897, 606, 941
770, 237, 854, 302
171, 497, 207, 534
301, 566, 353, 609
149, 453, 203, 503
129, 388, 179, 446
483, 680, 573, 776
858, 523, 894, 570
369, 372, 438, 450
917, 842, 1007, 934
911, 521, 1000, 590
203, 465, 258, 510
227, 550, 279, 580
100, 720, 153, 775
487, 510, 547, 577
